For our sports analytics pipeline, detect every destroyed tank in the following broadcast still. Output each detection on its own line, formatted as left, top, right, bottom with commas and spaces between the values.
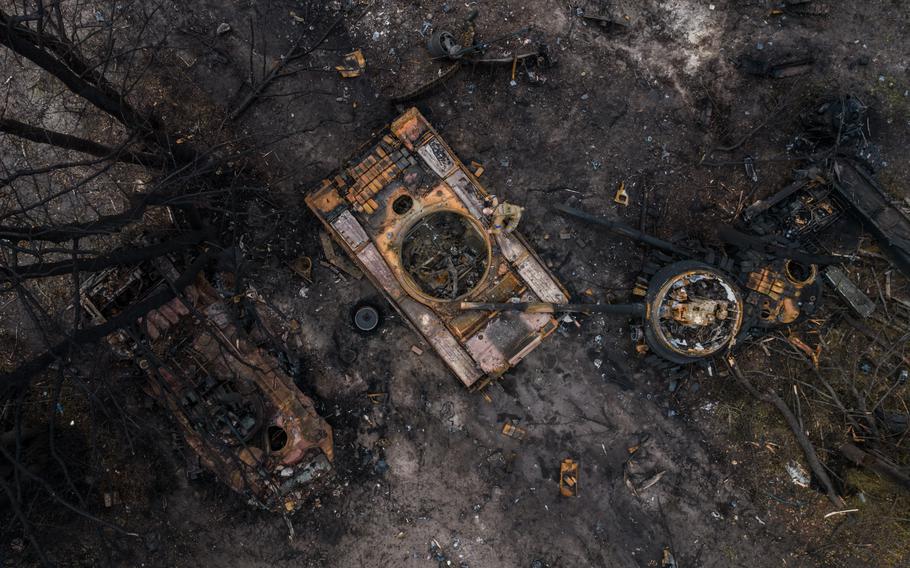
81, 256, 333, 513
552, 203, 824, 369
552, 95, 909, 370
307, 108, 568, 390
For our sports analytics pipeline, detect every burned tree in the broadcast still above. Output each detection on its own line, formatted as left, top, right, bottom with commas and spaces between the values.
0, 3, 223, 381
0, 2, 273, 562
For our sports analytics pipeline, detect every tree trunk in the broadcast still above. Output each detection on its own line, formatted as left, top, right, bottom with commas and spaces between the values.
0, 229, 213, 283
0, 10, 196, 164
0, 118, 167, 168
840, 443, 910, 492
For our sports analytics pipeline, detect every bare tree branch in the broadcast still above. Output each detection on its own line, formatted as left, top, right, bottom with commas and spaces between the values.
0, 118, 167, 168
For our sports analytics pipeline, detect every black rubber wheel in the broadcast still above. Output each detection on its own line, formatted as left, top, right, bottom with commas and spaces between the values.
353, 304, 381, 332
427, 30, 460, 59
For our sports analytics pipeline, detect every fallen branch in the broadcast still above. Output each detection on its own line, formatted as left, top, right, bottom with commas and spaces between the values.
727, 356, 845, 507
0, 229, 213, 283
840, 443, 910, 492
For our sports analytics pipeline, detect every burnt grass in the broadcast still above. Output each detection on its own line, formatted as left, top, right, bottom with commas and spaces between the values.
4, 1, 910, 567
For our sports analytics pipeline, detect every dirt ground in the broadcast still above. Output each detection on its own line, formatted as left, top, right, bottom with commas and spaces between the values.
5, 0, 910, 566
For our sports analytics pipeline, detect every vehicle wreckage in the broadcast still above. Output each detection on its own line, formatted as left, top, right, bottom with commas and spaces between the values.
307, 108, 568, 389
75, 95, 907, 514
80, 259, 333, 513
548, 94, 910, 372
389, 9, 550, 103
449, 95, 909, 379
307, 95, 910, 387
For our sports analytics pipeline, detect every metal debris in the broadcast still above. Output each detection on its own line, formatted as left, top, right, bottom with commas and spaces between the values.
559, 458, 579, 497
320, 231, 363, 279
336, 49, 366, 78
401, 211, 487, 298
390, 9, 549, 103
823, 266, 875, 318
81, 260, 334, 513
501, 421, 527, 440
614, 181, 630, 206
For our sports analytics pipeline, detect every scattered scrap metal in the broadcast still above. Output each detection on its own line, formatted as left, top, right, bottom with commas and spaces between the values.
391, 9, 549, 102
77, 86, 907, 518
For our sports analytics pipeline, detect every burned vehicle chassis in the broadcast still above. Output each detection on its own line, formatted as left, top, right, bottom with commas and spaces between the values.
81, 256, 333, 513
554, 95, 909, 375
307, 108, 568, 390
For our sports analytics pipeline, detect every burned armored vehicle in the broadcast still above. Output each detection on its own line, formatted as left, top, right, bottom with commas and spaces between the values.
307, 108, 568, 389
548, 95, 908, 371
81, 256, 333, 513
739, 95, 910, 315
547, 204, 824, 369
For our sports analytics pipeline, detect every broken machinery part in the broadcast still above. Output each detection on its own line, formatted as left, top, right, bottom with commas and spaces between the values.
830, 159, 910, 278
823, 266, 875, 318
501, 421, 527, 440
787, 333, 822, 368
743, 258, 820, 327
426, 29, 463, 59
559, 458, 579, 497
614, 181, 630, 206
320, 230, 364, 279
645, 263, 744, 364
335, 49, 366, 78
288, 256, 313, 283
390, 9, 547, 103
352, 302, 381, 332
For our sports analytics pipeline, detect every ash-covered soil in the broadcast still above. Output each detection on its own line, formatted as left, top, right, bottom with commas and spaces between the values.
6, 1, 910, 567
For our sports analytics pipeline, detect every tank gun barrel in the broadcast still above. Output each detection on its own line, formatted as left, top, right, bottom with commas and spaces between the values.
553, 204, 693, 257
460, 301, 646, 316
